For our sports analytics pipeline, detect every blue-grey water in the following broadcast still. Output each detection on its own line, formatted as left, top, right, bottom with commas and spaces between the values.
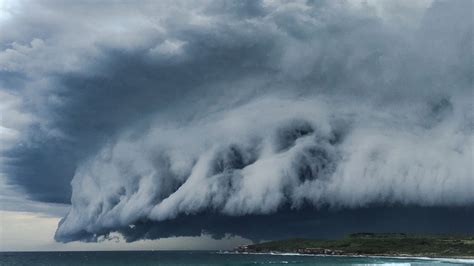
0, 251, 471, 266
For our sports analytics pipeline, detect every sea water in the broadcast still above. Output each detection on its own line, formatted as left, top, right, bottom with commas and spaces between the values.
0, 251, 472, 265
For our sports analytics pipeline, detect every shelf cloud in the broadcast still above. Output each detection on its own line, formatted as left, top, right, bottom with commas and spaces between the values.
0, 0, 472, 242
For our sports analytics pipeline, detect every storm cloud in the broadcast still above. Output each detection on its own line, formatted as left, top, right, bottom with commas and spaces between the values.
0, 0, 472, 242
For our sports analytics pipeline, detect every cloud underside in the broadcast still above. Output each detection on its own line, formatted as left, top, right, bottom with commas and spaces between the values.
0, 0, 472, 242
56, 207, 474, 243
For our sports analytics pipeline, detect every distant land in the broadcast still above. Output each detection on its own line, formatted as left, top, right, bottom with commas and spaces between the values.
235, 233, 474, 259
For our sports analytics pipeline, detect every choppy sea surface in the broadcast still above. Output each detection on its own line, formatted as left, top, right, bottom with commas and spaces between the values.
0, 251, 472, 265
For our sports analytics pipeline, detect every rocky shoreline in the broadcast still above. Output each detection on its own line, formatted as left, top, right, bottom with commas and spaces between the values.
234, 245, 474, 261
233, 233, 474, 259
236, 245, 345, 256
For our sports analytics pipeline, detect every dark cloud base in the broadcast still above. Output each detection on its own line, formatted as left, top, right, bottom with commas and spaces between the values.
55, 206, 474, 243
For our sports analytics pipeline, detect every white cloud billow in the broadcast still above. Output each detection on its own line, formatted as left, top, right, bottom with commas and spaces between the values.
55, 95, 474, 241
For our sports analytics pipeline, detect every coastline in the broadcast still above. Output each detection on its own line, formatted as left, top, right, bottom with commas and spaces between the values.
233, 233, 474, 262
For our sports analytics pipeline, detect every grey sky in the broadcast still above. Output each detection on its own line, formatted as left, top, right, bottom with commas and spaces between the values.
0, 0, 473, 250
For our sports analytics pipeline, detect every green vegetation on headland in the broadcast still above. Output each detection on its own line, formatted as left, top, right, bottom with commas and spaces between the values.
235, 233, 474, 258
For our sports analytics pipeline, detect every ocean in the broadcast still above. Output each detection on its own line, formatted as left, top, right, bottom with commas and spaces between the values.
0, 251, 472, 266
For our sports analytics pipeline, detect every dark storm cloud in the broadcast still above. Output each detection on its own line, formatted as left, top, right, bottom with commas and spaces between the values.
1, 0, 277, 202
0, 0, 472, 242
